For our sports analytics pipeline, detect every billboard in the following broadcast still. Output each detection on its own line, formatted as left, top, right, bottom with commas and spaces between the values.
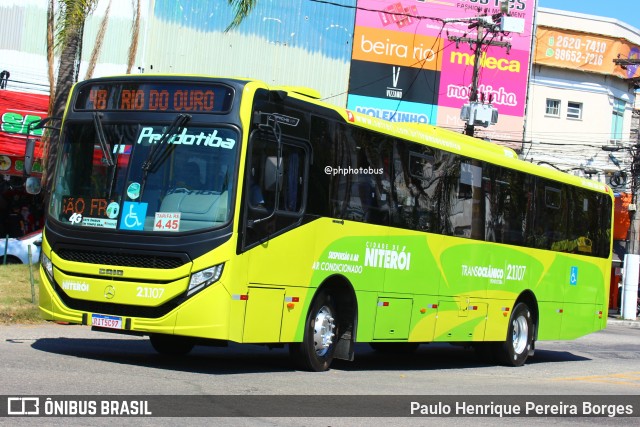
535, 28, 640, 79
347, 0, 537, 146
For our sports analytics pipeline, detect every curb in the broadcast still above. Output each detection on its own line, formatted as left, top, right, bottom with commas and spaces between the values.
607, 317, 640, 328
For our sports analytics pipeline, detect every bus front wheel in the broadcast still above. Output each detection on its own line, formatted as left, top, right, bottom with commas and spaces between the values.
149, 334, 195, 356
289, 291, 338, 372
495, 302, 533, 367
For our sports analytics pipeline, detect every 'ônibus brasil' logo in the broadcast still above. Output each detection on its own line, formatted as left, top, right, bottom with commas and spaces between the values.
137, 127, 236, 149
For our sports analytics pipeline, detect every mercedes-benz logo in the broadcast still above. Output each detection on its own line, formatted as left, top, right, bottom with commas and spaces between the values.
104, 285, 116, 300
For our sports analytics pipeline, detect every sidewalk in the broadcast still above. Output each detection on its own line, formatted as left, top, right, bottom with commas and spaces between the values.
607, 309, 640, 328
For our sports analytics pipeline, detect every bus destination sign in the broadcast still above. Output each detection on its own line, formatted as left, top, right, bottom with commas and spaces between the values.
74, 82, 234, 113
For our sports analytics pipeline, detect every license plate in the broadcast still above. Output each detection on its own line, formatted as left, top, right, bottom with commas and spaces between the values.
91, 314, 123, 329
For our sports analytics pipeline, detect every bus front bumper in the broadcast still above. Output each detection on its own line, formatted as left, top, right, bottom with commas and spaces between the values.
38, 265, 235, 340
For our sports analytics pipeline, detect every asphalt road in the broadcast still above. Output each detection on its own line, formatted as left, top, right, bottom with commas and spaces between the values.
1, 321, 639, 426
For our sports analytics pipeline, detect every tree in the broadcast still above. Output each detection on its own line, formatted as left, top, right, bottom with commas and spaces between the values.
127, 0, 141, 74
43, 0, 100, 195
46, 0, 55, 114
47, 0, 100, 118
41, 0, 256, 194
85, 0, 112, 79
225, 0, 258, 32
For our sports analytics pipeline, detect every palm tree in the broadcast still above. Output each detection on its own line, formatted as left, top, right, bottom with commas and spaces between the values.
41, 0, 258, 194
127, 0, 141, 74
48, 0, 100, 117
43, 0, 100, 194
85, 0, 112, 79
46, 0, 55, 115
226, 0, 258, 31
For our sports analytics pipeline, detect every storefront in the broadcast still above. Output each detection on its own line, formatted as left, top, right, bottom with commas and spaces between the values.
0, 90, 48, 237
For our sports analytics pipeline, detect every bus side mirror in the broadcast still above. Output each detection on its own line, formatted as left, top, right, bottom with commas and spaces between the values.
24, 137, 37, 176
263, 156, 282, 192
25, 176, 42, 195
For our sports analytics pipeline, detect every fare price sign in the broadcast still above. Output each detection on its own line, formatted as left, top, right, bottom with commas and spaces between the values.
74, 82, 234, 113
154, 212, 181, 232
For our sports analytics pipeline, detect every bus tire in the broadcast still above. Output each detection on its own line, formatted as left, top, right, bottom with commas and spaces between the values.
289, 290, 338, 372
369, 342, 419, 353
149, 334, 195, 356
495, 302, 533, 367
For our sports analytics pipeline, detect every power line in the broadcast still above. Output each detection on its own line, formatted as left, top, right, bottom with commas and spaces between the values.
308, 0, 447, 24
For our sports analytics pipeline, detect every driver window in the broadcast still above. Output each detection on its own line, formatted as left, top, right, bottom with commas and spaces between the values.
243, 135, 308, 248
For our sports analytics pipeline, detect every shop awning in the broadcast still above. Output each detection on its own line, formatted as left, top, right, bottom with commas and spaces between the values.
0, 90, 49, 175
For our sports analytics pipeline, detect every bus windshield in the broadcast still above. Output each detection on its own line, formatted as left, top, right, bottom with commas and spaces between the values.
49, 119, 238, 233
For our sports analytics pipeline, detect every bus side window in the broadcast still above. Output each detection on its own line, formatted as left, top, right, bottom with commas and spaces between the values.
253, 145, 306, 213
533, 181, 568, 251
274, 145, 305, 213
391, 144, 438, 232
249, 165, 265, 208
243, 136, 308, 248
284, 151, 301, 211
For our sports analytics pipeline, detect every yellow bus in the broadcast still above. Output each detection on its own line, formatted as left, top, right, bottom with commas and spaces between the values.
34, 75, 613, 371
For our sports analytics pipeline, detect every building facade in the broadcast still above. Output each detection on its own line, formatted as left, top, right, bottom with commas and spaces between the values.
0, 0, 355, 107
2, 2, 640, 190
524, 7, 640, 192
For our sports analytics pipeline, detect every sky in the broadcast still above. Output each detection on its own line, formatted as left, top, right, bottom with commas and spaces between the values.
538, 0, 640, 30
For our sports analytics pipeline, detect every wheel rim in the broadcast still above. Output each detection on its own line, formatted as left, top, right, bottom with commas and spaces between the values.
512, 315, 529, 355
313, 305, 335, 357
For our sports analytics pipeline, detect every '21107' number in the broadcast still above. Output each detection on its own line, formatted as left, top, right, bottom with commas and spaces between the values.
506, 264, 526, 281
137, 287, 165, 299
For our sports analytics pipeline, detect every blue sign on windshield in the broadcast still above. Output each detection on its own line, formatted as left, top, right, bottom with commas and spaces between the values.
119, 202, 147, 231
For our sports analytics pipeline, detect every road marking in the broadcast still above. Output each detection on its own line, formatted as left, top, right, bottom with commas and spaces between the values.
552, 371, 640, 387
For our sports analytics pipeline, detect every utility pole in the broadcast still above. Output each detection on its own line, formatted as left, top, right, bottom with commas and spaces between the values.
611, 56, 640, 319
448, 17, 510, 136
446, 2, 521, 137
613, 57, 640, 256
619, 144, 640, 320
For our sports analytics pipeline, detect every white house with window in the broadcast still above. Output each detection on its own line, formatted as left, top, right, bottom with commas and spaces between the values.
524, 8, 640, 191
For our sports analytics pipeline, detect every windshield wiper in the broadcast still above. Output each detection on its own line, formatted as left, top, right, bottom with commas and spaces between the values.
93, 112, 114, 167
107, 134, 124, 200
141, 113, 192, 175
139, 114, 191, 199
93, 112, 120, 200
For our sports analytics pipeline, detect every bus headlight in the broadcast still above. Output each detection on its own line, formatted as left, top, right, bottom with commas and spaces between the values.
41, 251, 53, 282
188, 263, 224, 296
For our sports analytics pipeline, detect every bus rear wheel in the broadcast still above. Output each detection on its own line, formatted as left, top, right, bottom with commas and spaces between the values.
289, 291, 338, 372
149, 334, 195, 356
495, 302, 533, 367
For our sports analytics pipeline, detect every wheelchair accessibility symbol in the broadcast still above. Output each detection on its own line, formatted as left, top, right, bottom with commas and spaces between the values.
119, 202, 147, 230
569, 266, 578, 286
